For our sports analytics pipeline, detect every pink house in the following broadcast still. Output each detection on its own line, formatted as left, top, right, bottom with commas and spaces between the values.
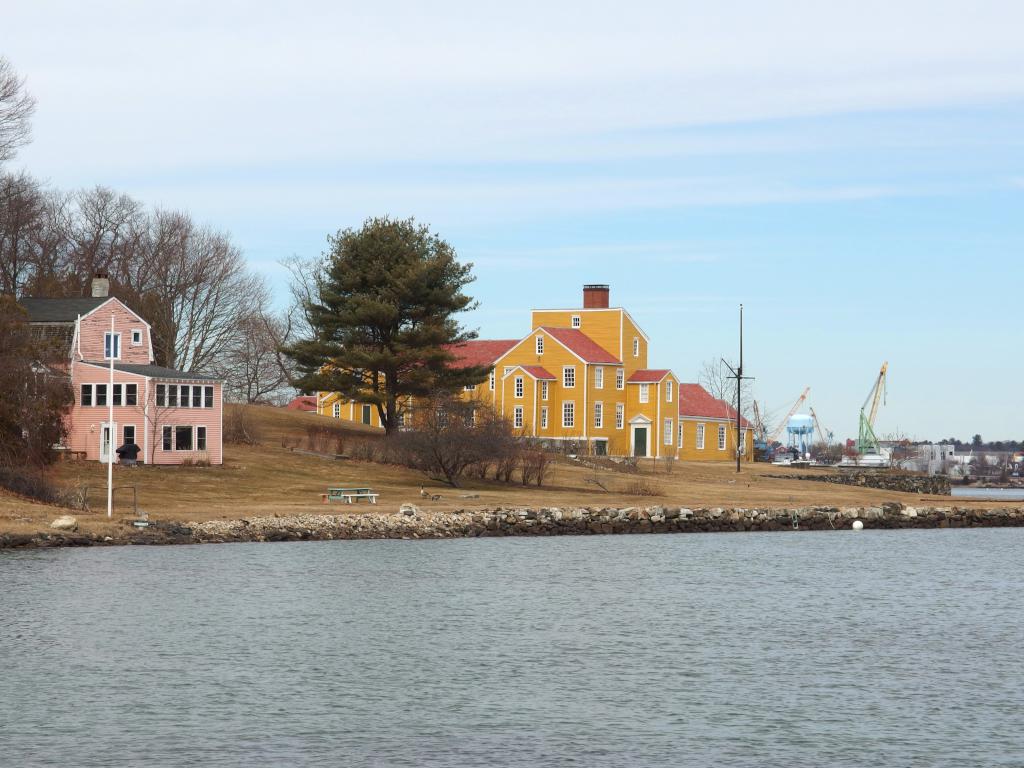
21, 275, 224, 465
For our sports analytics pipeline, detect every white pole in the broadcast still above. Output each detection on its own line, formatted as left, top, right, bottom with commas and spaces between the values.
107, 313, 114, 518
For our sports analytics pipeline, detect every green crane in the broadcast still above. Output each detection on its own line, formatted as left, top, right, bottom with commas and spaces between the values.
856, 362, 888, 454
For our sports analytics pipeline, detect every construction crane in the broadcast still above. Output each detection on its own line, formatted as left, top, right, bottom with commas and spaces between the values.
809, 407, 833, 445
751, 401, 768, 444
856, 362, 888, 454
767, 387, 810, 445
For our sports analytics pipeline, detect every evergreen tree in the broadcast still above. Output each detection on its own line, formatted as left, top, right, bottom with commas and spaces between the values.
285, 216, 487, 434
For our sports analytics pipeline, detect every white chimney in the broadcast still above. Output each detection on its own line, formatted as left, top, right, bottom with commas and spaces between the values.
91, 272, 109, 298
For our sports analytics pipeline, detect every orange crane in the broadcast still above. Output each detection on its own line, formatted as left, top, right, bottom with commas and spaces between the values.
809, 406, 833, 445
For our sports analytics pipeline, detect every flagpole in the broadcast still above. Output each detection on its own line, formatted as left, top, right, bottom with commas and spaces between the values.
107, 313, 114, 518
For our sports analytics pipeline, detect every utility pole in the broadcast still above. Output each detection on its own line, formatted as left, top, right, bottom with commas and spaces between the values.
722, 304, 753, 473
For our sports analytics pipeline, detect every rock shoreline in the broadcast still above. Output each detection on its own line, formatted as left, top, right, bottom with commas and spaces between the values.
4, 504, 1024, 548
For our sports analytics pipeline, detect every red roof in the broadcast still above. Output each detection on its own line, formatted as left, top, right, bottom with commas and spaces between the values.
445, 339, 518, 368
540, 327, 620, 364
678, 383, 751, 427
627, 369, 670, 383
519, 365, 556, 380
285, 395, 317, 411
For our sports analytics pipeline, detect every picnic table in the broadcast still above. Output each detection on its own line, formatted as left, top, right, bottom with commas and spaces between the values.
323, 487, 379, 504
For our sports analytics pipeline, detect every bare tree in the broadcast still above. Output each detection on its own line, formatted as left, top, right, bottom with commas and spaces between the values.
0, 172, 46, 296
0, 58, 35, 165
697, 358, 753, 417
212, 309, 295, 404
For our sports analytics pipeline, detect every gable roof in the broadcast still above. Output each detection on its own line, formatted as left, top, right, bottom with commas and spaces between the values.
445, 339, 518, 368
678, 383, 751, 427
627, 369, 671, 383
514, 365, 556, 380
540, 327, 620, 364
20, 297, 109, 323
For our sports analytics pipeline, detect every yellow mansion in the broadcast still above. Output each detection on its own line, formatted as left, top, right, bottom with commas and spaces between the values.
318, 284, 752, 460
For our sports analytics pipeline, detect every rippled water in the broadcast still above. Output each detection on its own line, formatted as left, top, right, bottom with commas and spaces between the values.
951, 486, 1024, 501
3, 530, 1023, 767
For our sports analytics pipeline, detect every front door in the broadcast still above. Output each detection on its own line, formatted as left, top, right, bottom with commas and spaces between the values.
633, 427, 648, 457
100, 423, 115, 463
361, 404, 372, 425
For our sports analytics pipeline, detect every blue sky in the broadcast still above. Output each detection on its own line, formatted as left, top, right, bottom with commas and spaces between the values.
5, 0, 1023, 441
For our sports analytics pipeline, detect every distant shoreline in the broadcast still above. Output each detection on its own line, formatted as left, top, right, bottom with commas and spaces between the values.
4, 504, 1024, 549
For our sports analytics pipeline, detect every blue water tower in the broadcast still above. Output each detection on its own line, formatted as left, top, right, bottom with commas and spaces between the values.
787, 414, 815, 459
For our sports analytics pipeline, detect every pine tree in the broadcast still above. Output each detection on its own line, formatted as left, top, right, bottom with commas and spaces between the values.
285, 217, 487, 434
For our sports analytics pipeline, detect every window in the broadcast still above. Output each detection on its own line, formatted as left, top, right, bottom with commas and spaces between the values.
571, 315, 580, 328
131, 329, 142, 346
168, 386, 178, 407
489, 371, 495, 391
666, 380, 673, 402
639, 384, 649, 403
633, 337, 639, 357
540, 407, 548, 429
80, 384, 92, 407
718, 425, 727, 450
513, 406, 524, 428
175, 425, 193, 451
162, 425, 172, 451
541, 381, 548, 401
125, 383, 137, 406
594, 401, 603, 429
678, 422, 683, 447
112, 384, 122, 406
514, 376, 524, 398
665, 418, 673, 445
615, 403, 624, 429
563, 366, 575, 388
192, 387, 202, 408
536, 336, 544, 355
739, 428, 746, 455
362, 405, 372, 425
333, 402, 341, 418
616, 368, 624, 390
95, 384, 107, 407
696, 424, 705, 450
464, 384, 475, 392
562, 401, 574, 428
197, 426, 207, 451
204, 386, 214, 408
180, 386, 190, 408
504, 366, 514, 376
594, 366, 603, 389
104, 332, 121, 360
156, 384, 166, 407
123, 425, 135, 445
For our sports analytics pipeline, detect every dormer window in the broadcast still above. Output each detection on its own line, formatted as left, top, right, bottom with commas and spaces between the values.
131, 329, 142, 346
104, 332, 121, 360
571, 315, 581, 328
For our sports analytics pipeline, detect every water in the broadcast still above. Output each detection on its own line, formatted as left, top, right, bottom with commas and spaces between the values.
951, 486, 1024, 501
3, 531, 1024, 767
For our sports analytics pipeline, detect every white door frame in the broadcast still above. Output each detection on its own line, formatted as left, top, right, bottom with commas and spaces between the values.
100, 421, 116, 463
629, 415, 652, 458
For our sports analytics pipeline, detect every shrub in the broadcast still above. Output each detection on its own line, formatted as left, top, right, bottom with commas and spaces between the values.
0, 466, 71, 506
224, 406, 262, 445
622, 479, 663, 497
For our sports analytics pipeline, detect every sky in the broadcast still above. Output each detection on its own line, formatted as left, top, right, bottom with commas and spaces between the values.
4, 0, 1023, 442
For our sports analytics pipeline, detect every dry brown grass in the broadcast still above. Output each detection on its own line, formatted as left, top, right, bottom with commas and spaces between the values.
0, 404, 1009, 538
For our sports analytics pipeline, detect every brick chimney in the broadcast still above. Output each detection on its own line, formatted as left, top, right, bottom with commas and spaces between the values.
582, 284, 609, 308
91, 272, 110, 298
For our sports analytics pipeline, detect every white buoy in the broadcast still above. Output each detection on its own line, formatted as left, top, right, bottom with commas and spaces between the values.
852, 520, 864, 531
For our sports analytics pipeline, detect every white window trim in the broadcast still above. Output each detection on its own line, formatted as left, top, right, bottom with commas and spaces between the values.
131, 329, 142, 346
615, 403, 624, 429
697, 424, 705, 450
563, 366, 575, 389
632, 337, 639, 357
639, 384, 649, 403
571, 315, 581, 328
489, 371, 495, 391
541, 381, 549, 401
333, 402, 341, 418
197, 425, 208, 452
594, 401, 603, 429
514, 376, 524, 399
536, 336, 544, 355
718, 425, 727, 451
678, 422, 683, 447
562, 401, 575, 428
666, 380, 673, 402
513, 406, 524, 428
616, 368, 624, 390
104, 331, 122, 360
540, 406, 548, 430
664, 418, 673, 445
594, 366, 603, 390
